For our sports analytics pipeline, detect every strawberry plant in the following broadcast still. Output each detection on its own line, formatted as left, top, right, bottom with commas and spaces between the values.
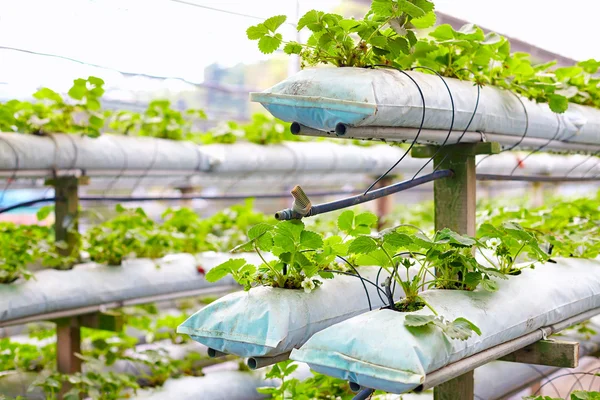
84, 204, 182, 265
249, 0, 600, 114
0, 222, 50, 283
0, 76, 105, 137
206, 210, 377, 291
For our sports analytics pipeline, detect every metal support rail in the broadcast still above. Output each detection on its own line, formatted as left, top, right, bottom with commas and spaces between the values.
292, 123, 600, 154
0, 285, 236, 329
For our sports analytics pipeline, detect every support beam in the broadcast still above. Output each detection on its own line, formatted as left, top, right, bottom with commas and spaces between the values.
78, 312, 123, 332
412, 142, 500, 236
374, 177, 394, 230
413, 143, 500, 400
498, 339, 579, 368
56, 317, 81, 374
433, 370, 474, 400
46, 176, 88, 267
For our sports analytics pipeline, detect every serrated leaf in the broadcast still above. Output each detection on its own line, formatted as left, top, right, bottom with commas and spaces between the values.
348, 236, 379, 254
318, 270, 334, 279
33, 87, 63, 103
404, 314, 436, 327
480, 278, 499, 292
355, 249, 390, 267
297, 10, 324, 31
388, 36, 410, 56
369, 35, 388, 48
283, 42, 303, 54
429, 24, 455, 41
263, 15, 286, 32
450, 317, 482, 336
399, 0, 426, 18
258, 34, 282, 54
337, 210, 354, 232
548, 94, 569, 113
248, 223, 273, 240
370, 0, 394, 17
355, 211, 378, 227
276, 220, 304, 241
300, 230, 323, 250
256, 232, 273, 252
410, 11, 436, 29
205, 259, 245, 282
338, 19, 360, 32
247, 24, 268, 40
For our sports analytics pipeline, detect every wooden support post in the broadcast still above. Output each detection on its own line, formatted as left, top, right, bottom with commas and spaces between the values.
498, 339, 579, 368
375, 177, 394, 230
433, 370, 474, 400
56, 317, 82, 375
177, 185, 195, 208
413, 142, 500, 400
45, 176, 88, 264
412, 142, 500, 236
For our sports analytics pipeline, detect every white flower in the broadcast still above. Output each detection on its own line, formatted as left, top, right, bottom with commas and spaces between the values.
301, 278, 316, 294
485, 238, 501, 249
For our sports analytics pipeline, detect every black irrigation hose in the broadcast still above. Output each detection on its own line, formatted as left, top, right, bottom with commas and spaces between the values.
0, 189, 365, 215
353, 388, 374, 400
275, 169, 454, 221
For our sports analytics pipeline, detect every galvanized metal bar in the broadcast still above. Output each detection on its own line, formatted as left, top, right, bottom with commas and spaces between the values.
476, 174, 600, 182
0, 285, 235, 328
292, 123, 600, 154
417, 307, 600, 392
247, 351, 292, 370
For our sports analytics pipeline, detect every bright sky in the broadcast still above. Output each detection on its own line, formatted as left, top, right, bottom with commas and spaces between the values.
1, 0, 599, 97
434, 0, 600, 61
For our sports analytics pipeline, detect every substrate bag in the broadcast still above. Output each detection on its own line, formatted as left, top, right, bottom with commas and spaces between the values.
251, 68, 600, 145
290, 258, 600, 393
178, 267, 403, 358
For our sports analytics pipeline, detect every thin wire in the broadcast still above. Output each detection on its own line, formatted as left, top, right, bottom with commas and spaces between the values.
0, 46, 257, 94
165, 0, 297, 25
330, 255, 373, 311
564, 152, 600, 177
477, 91, 530, 167
129, 140, 159, 195
362, 65, 426, 195
102, 138, 128, 196
409, 66, 456, 180
510, 114, 561, 175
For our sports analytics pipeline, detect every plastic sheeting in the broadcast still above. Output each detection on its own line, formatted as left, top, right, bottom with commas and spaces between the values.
178, 267, 404, 358
0, 252, 259, 325
251, 68, 600, 145
0, 133, 210, 173
290, 257, 600, 393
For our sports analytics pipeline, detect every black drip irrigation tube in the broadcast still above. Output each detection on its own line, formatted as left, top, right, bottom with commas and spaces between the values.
275, 169, 454, 221
0, 189, 365, 215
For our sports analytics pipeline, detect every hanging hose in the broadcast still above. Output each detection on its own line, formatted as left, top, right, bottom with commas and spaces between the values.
275, 169, 454, 221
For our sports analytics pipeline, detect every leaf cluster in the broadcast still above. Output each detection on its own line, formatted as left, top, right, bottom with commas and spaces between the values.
249, 2, 600, 114
0, 76, 106, 137
206, 210, 378, 291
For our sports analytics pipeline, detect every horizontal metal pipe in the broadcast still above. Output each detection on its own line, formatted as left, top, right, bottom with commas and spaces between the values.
207, 348, 228, 358
417, 306, 600, 391
353, 388, 375, 400
293, 123, 600, 154
247, 351, 292, 370
0, 285, 235, 328
476, 174, 600, 182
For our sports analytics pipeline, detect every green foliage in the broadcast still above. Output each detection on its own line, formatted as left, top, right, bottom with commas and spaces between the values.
249, 3, 600, 114
199, 113, 296, 145
0, 76, 106, 137
247, 1, 435, 68
108, 100, 207, 140
0, 222, 51, 282
207, 211, 374, 291
85, 205, 180, 265
257, 360, 355, 399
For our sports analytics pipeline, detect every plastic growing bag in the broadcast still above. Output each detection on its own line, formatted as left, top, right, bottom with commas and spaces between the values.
0, 252, 258, 324
251, 68, 600, 145
178, 267, 405, 358
290, 258, 600, 393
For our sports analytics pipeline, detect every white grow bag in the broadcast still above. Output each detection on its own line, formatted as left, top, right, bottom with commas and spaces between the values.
178, 267, 404, 358
290, 258, 600, 393
0, 252, 260, 324
251, 68, 600, 145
